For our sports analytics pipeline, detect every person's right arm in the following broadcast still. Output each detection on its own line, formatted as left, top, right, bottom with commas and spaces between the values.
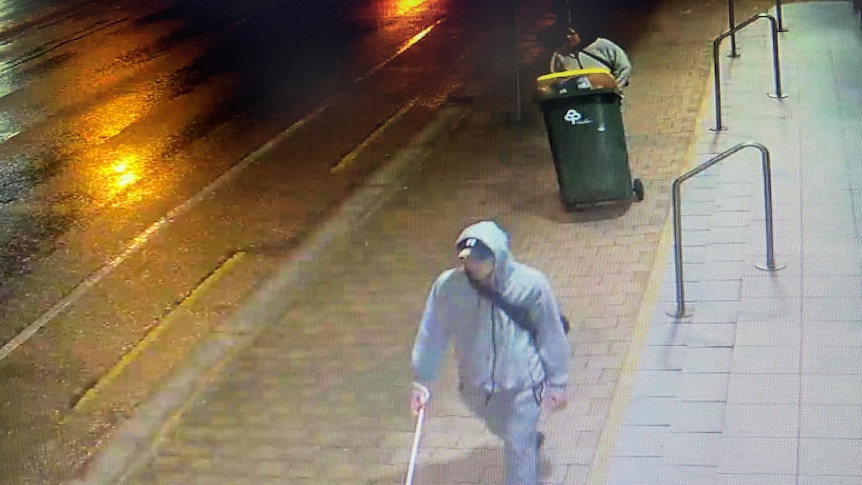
410, 274, 451, 412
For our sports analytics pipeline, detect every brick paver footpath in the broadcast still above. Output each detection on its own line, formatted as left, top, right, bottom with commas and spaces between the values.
67, 0, 817, 484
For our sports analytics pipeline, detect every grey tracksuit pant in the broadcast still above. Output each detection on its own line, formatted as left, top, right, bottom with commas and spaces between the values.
460, 385, 541, 485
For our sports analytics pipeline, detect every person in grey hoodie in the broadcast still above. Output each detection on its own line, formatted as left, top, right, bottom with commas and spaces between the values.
549, 26, 632, 88
410, 221, 570, 485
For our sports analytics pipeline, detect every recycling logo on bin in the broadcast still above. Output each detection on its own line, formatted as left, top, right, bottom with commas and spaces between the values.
564, 109, 593, 126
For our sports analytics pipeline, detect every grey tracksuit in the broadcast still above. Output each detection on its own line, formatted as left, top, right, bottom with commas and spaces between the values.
411, 221, 570, 485
549, 37, 632, 87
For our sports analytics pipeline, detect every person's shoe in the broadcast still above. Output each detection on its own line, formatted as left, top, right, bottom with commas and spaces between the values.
537, 431, 545, 449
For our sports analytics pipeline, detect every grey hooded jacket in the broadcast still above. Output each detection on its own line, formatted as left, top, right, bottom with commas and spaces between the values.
411, 221, 570, 394
549, 38, 632, 87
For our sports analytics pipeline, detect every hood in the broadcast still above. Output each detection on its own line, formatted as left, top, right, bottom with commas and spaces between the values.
571, 25, 598, 50
455, 221, 514, 289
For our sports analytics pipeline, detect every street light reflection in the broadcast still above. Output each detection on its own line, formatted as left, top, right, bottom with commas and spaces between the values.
111, 159, 139, 189
69, 82, 177, 208
78, 90, 157, 143
392, 0, 427, 16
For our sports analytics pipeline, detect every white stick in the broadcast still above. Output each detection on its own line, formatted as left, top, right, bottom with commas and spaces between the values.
404, 406, 425, 485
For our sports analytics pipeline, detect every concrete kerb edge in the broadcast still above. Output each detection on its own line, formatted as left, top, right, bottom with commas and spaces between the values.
67, 103, 469, 485
584, 56, 719, 484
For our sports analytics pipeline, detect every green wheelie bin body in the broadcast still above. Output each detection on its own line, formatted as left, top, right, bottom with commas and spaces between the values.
536, 70, 633, 206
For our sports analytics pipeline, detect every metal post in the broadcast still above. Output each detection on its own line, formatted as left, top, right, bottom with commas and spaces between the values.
776, 0, 788, 32
755, 144, 785, 271
711, 39, 727, 132
728, 0, 739, 57
670, 180, 689, 318
711, 13, 787, 131
765, 14, 788, 99
511, 0, 522, 123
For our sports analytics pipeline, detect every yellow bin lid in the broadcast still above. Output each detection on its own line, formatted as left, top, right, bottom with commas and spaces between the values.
537, 68, 611, 82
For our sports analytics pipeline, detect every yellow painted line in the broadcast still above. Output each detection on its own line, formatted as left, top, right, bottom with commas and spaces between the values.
71, 252, 246, 414
331, 101, 416, 174
585, 210, 673, 485
355, 18, 445, 83
586, 66, 716, 484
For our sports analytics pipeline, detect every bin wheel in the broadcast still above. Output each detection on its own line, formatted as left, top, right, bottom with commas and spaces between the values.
633, 179, 645, 201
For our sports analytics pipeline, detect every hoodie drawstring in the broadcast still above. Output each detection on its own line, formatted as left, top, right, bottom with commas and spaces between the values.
487, 298, 497, 405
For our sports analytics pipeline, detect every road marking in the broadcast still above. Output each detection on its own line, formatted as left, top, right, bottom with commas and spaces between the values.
1, 17, 129, 74
331, 100, 416, 174
70, 251, 246, 414
355, 18, 445, 83
0, 17, 446, 364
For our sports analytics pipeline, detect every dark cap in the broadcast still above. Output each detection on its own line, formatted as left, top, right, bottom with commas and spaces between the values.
457, 237, 494, 261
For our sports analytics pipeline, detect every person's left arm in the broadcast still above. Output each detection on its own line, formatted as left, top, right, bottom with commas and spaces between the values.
606, 40, 632, 87
530, 275, 571, 394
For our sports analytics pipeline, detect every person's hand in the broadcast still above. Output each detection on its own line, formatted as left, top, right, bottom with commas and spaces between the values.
543, 388, 567, 412
410, 382, 431, 415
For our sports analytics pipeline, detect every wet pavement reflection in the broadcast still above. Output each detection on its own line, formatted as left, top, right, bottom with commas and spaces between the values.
0, 0, 478, 481
0, 0, 441, 297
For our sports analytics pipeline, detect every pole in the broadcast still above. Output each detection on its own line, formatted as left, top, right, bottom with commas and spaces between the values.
776, 0, 788, 32
728, 0, 739, 57
762, 149, 776, 270
511, 0, 522, 123
711, 39, 726, 132
752, 143, 784, 272
671, 180, 687, 318
766, 14, 787, 98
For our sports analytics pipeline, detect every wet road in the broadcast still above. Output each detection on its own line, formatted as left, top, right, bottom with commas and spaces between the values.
0, 0, 535, 481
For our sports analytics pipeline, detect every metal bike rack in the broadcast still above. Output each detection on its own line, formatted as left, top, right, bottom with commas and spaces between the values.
712, 13, 787, 133
776, 0, 788, 32
727, 0, 789, 57
668, 142, 785, 319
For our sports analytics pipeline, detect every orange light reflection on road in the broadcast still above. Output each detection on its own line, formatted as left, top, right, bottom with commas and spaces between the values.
393, 0, 427, 16
111, 158, 139, 189
95, 150, 145, 202
77, 90, 157, 144
70, 81, 172, 207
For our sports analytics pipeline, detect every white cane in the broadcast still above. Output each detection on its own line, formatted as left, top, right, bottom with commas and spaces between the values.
404, 406, 425, 485
405, 383, 431, 485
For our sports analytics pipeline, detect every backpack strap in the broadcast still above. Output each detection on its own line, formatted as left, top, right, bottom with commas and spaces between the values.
580, 49, 614, 71
468, 279, 570, 334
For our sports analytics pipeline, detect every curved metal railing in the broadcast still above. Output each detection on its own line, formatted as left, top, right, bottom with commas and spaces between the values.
727, 0, 788, 57
712, 13, 787, 133
669, 141, 784, 318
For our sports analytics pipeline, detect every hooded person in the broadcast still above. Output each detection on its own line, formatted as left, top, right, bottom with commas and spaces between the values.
549, 25, 632, 88
410, 221, 570, 485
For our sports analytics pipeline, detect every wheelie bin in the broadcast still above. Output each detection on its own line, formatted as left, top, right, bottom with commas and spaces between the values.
535, 68, 643, 208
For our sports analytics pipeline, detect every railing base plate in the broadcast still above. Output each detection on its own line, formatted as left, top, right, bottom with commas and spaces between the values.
666, 308, 693, 319
756, 262, 786, 271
